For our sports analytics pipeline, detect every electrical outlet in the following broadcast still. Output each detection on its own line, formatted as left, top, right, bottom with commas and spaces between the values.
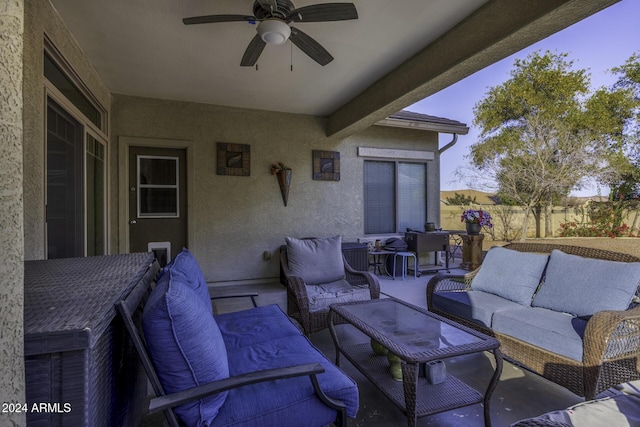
263, 250, 271, 261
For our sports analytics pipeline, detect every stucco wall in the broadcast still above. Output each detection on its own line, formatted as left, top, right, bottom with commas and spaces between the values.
0, 0, 25, 424
20, 0, 441, 284
111, 95, 440, 283
22, 0, 110, 260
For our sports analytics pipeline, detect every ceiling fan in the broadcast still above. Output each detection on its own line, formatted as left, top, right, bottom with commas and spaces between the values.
183, 0, 358, 67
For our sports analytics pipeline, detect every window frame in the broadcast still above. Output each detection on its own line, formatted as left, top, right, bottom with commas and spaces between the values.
43, 41, 109, 258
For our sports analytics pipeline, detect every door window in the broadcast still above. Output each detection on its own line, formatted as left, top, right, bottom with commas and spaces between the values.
137, 156, 180, 218
44, 43, 108, 258
46, 99, 84, 258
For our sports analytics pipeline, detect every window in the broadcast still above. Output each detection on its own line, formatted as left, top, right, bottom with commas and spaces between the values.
364, 160, 427, 234
137, 156, 180, 218
44, 46, 108, 258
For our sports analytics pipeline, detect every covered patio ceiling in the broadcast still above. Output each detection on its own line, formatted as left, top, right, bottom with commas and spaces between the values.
49, 0, 619, 138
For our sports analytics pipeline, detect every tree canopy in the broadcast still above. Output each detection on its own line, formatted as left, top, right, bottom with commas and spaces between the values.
465, 50, 639, 240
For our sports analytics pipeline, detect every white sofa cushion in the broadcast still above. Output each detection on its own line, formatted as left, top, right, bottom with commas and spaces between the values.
492, 306, 587, 361
471, 246, 549, 306
532, 250, 640, 317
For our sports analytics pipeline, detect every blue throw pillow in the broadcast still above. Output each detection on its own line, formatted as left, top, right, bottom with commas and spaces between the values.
170, 248, 212, 315
532, 250, 640, 317
470, 247, 549, 306
285, 236, 345, 285
142, 269, 229, 426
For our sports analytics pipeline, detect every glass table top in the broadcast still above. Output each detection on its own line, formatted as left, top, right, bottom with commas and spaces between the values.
332, 298, 488, 357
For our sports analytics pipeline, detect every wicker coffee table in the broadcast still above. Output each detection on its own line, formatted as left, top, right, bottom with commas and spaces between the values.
329, 298, 502, 426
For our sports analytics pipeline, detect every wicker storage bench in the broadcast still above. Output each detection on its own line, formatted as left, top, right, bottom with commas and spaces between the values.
24, 253, 156, 427
427, 242, 640, 400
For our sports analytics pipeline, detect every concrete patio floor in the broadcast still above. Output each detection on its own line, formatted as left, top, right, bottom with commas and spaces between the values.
140, 261, 617, 426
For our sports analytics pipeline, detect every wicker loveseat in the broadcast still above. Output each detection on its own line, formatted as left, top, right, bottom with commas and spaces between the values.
427, 242, 640, 400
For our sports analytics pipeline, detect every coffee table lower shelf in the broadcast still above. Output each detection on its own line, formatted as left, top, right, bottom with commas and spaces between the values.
340, 342, 484, 418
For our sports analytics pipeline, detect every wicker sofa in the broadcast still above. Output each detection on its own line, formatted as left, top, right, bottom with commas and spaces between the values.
427, 242, 640, 400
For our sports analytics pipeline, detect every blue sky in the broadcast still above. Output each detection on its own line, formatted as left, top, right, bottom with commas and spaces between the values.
410, 0, 640, 196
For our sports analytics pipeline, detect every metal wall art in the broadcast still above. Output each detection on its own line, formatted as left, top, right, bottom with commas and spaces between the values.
217, 142, 250, 176
312, 150, 340, 181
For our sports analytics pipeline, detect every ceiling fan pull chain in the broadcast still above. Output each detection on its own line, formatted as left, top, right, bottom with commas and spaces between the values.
290, 42, 293, 72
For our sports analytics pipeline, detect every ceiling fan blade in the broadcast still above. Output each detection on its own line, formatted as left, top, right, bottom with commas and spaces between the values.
183, 15, 256, 25
289, 26, 333, 66
287, 3, 358, 22
241, 34, 267, 66
256, 0, 278, 11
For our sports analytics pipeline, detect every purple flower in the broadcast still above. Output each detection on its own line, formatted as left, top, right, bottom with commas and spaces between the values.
461, 209, 493, 228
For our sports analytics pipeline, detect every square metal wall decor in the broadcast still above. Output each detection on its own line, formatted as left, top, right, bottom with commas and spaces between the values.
313, 150, 340, 181
217, 142, 250, 176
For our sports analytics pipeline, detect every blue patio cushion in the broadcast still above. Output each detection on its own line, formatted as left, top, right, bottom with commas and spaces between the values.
492, 307, 588, 361
532, 250, 640, 317
215, 304, 302, 349
142, 269, 229, 426
212, 334, 359, 426
158, 247, 212, 315
470, 246, 549, 305
431, 290, 524, 327
285, 236, 345, 285
305, 279, 371, 313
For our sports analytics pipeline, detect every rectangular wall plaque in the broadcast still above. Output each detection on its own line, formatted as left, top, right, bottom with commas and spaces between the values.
217, 142, 250, 176
313, 150, 340, 181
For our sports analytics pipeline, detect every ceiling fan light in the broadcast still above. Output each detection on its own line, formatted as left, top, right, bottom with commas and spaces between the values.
257, 19, 291, 45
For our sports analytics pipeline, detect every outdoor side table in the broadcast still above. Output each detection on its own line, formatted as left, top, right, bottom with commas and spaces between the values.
461, 233, 485, 270
23, 253, 156, 427
368, 249, 394, 275
329, 298, 503, 427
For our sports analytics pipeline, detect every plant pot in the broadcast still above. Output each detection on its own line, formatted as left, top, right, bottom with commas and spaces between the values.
370, 339, 388, 356
276, 169, 292, 206
466, 222, 481, 235
387, 352, 403, 381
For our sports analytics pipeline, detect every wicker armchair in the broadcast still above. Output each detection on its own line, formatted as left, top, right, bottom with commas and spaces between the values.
427, 242, 640, 400
281, 245, 380, 336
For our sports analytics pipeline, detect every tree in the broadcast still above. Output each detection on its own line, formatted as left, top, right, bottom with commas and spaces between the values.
608, 52, 640, 225
445, 192, 476, 205
465, 50, 637, 240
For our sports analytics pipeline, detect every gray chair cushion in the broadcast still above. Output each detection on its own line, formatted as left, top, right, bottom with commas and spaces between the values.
305, 279, 371, 312
285, 236, 345, 285
492, 307, 587, 361
470, 246, 549, 305
431, 290, 524, 327
511, 393, 640, 427
532, 250, 640, 317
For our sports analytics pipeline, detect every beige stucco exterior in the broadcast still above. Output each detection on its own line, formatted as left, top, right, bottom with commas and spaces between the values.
20, 0, 444, 284
0, 0, 25, 422
111, 95, 441, 282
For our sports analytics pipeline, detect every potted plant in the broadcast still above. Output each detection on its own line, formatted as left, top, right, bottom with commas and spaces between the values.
271, 162, 292, 206
461, 209, 493, 235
